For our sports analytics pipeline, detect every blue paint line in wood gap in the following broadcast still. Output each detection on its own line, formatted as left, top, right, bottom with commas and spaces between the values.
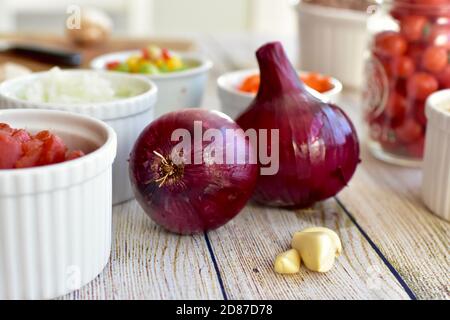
204, 232, 229, 300
335, 197, 418, 300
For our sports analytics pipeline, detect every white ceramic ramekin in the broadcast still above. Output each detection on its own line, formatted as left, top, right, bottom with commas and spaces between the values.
0, 109, 117, 299
295, 3, 369, 89
217, 68, 343, 119
422, 90, 450, 222
0, 70, 157, 205
90, 50, 213, 117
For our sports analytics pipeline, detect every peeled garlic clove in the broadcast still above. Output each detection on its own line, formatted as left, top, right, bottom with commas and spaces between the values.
294, 227, 342, 256
274, 249, 301, 274
292, 231, 336, 273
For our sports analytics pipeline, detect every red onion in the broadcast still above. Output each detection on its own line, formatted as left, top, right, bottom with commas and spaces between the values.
236, 42, 360, 208
129, 109, 258, 234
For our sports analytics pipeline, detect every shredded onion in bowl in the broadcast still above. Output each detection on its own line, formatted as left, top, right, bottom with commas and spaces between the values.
18, 67, 142, 104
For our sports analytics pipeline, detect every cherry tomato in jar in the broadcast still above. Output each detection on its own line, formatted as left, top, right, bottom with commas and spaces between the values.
407, 72, 439, 100
426, 24, 450, 49
389, 55, 416, 77
422, 46, 448, 73
406, 42, 427, 65
400, 15, 429, 41
385, 92, 407, 120
436, 64, 450, 87
395, 118, 423, 143
414, 101, 428, 126
407, 137, 425, 158
374, 31, 408, 57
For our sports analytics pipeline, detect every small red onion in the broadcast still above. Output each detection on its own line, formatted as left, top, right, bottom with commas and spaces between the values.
236, 42, 360, 208
129, 109, 258, 234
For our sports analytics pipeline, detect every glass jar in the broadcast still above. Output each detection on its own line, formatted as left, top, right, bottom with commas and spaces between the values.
363, 0, 450, 166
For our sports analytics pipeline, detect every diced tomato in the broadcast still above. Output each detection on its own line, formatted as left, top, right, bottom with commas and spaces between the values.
106, 61, 121, 70
0, 132, 22, 169
15, 147, 42, 168
37, 133, 67, 165
65, 150, 85, 161
12, 129, 31, 143
0, 123, 14, 135
162, 48, 171, 60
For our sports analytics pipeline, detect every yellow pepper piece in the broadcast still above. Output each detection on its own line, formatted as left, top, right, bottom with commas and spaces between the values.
167, 57, 183, 71
126, 56, 141, 73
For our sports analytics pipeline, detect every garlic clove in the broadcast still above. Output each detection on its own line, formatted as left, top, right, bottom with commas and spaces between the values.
294, 227, 342, 256
274, 249, 301, 274
291, 231, 336, 273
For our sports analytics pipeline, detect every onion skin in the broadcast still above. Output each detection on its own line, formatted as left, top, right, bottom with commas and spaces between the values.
236, 42, 360, 208
129, 109, 258, 235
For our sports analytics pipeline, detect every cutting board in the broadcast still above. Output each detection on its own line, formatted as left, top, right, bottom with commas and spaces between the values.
0, 33, 196, 71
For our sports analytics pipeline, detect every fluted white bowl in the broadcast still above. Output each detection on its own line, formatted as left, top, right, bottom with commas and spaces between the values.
0, 109, 117, 299
0, 70, 157, 204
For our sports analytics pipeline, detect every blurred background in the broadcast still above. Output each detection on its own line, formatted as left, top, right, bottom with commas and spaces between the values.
0, 0, 298, 37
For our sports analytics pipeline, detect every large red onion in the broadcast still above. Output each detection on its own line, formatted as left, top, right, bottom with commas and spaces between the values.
129, 109, 258, 234
236, 42, 360, 208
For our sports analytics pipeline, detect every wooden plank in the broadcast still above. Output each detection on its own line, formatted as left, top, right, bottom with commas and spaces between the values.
336, 92, 450, 300
62, 200, 223, 300
0, 33, 196, 71
207, 200, 411, 300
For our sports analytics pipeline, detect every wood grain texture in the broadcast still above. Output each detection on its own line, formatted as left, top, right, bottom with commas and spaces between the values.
208, 200, 410, 300
62, 201, 223, 300
337, 93, 450, 300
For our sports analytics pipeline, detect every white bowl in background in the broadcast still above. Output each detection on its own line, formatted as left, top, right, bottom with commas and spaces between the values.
0, 70, 157, 205
295, 3, 369, 89
90, 50, 213, 117
422, 90, 450, 222
0, 109, 117, 299
217, 68, 343, 119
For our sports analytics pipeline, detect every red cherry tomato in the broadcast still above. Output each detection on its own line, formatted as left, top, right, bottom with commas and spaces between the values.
427, 25, 450, 49
407, 137, 425, 158
385, 92, 407, 120
389, 56, 415, 78
0, 132, 22, 169
395, 119, 423, 143
422, 46, 448, 73
436, 64, 450, 88
407, 72, 439, 100
406, 42, 427, 65
400, 15, 429, 41
374, 32, 408, 57
414, 101, 427, 126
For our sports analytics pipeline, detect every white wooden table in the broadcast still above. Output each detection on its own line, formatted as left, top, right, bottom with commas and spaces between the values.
58, 34, 449, 300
